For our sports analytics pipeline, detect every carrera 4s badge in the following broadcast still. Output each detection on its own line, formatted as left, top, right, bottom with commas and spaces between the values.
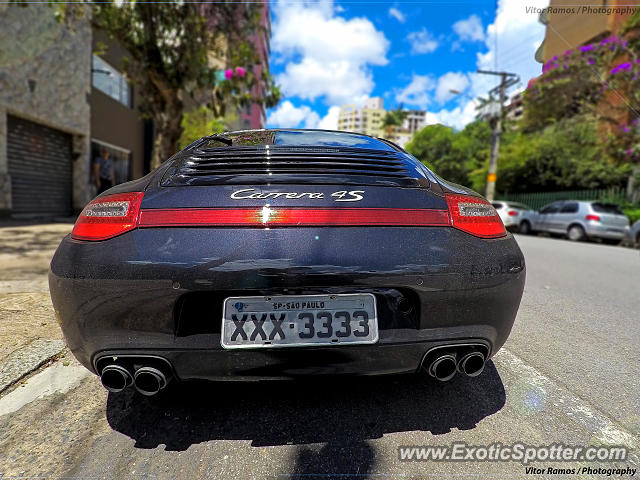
230, 188, 365, 202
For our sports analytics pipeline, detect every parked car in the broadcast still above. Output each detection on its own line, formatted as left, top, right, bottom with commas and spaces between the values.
49, 129, 526, 396
628, 219, 640, 248
519, 200, 630, 243
492, 201, 533, 231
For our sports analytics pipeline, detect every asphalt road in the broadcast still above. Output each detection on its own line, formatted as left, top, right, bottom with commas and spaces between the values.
1, 234, 638, 479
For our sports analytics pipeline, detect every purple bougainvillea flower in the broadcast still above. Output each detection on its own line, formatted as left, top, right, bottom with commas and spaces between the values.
580, 44, 594, 52
611, 62, 632, 74
624, 127, 631, 133
224, 69, 233, 80
564, 49, 572, 56
626, 149, 633, 155
235, 67, 246, 77
588, 59, 595, 65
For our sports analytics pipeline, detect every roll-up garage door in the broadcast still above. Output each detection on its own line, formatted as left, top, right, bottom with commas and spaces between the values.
7, 115, 73, 216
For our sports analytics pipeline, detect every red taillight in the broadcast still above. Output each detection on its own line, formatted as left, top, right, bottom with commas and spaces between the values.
508, 210, 518, 216
72, 192, 144, 241
585, 214, 600, 221
138, 207, 451, 227
445, 193, 507, 238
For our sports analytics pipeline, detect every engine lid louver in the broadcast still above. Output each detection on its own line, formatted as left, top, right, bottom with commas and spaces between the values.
162, 146, 425, 187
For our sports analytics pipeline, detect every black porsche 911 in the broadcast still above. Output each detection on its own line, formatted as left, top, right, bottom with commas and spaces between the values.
49, 129, 525, 396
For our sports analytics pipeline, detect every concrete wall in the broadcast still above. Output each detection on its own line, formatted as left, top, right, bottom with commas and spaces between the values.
0, 4, 92, 214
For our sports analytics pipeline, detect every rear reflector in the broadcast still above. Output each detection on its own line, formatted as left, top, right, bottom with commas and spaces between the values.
72, 192, 144, 241
585, 214, 600, 221
138, 207, 451, 227
445, 194, 506, 238
508, 210, 518, 216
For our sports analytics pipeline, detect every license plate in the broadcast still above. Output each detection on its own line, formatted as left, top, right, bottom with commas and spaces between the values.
221, 293, 378, 349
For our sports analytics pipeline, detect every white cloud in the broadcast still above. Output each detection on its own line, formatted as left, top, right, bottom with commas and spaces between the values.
395, 71, 470, 107
394, 74, 435, 107
407, 28, 439, 55
267, 102, 341, 130
453, 14, 485, 42
435, 72, 470, 104
425, 112, 441, 125
474, 0, 548, 92
388, 6, 406, 23
267, 101, 320, 128
429, 100, 479, 130
271, 1, 389, 105
317, 106, 341, 130
429, 0, 548, 130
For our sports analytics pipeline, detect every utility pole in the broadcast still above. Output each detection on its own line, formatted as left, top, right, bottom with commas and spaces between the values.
476, 70, 519, 201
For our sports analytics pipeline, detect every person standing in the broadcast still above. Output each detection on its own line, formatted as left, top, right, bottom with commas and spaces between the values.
93, 149, 116, 195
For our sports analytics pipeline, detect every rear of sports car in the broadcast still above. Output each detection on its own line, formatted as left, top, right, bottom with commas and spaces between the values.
49, 130, 525, 396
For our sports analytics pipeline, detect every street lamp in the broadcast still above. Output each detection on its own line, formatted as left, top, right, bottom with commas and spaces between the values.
449, 89, 473, 101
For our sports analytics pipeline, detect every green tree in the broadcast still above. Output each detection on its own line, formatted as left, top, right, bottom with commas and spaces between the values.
381, 107, 409, 138
86, 1, 281, 168
178, 106, 226, 150
497, 115, 630, 194
406, 121, 491, 188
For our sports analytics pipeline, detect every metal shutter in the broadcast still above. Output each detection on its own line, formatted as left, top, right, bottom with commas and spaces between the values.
7, 115, 73, 217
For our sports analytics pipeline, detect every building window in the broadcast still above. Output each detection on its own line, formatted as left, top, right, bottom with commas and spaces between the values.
92, 55, 132, 108
91, 140, 131, 185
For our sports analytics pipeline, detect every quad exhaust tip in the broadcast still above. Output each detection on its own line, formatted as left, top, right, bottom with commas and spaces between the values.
134, 366, 170, 396
426, 353, 458, 382
100, 364, 133, 393
422, 346, 487, 381
457, 351, 485, 377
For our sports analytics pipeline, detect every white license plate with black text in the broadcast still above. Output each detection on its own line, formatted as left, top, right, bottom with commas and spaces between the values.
221, 294, 378, 349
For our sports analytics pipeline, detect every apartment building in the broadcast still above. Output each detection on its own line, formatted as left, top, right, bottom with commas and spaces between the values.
338, 98, 427, 147
338, 97, 386, 137
505, 92, 524, 121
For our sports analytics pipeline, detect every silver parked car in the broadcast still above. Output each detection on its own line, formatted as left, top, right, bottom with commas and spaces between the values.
519, 200, 630, 242
492, 201, 533, 231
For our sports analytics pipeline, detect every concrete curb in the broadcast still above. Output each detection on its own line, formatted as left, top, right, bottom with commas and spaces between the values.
0, 339, 66, 394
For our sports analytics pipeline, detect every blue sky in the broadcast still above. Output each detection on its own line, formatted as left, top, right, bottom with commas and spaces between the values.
266, 0, 550, 130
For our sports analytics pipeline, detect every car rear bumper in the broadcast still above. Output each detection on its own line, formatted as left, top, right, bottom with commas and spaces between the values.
584, 223, 629, 240
49, 227, 526, 379
500, 216, 519, 228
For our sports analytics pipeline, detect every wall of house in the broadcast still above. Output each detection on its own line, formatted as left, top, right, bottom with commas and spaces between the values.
541, 0, 632, 64
90, 30, 148, 181
0, 4, 92, 214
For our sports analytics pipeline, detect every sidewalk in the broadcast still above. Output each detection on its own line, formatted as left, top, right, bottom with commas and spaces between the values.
0, 222, 72, 390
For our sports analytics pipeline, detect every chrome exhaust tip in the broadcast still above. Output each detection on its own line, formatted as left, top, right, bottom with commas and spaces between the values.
425, 353, 457, 382
457, 351, 485, 377
134, 366, 170, 396
100, 364, 133, 393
